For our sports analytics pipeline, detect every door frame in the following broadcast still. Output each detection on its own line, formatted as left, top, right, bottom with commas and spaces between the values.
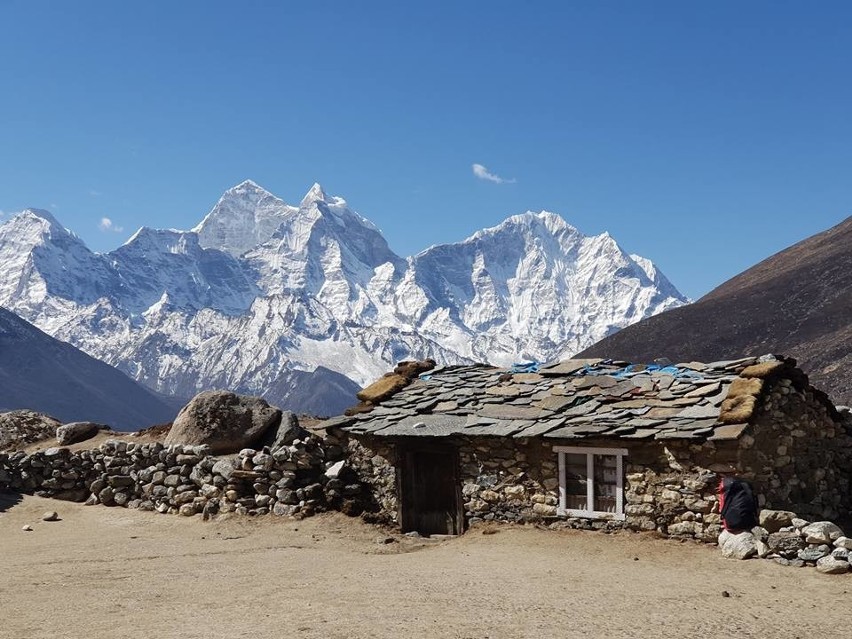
396, 439, 465, 535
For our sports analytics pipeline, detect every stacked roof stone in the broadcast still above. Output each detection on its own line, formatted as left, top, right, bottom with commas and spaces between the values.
330, 355, 826, 442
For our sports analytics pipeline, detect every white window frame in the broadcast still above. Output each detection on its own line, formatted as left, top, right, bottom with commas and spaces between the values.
554, 446, 627, 520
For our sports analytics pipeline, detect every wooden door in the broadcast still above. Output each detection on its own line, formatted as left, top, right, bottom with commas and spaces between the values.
398, 443, 463, 535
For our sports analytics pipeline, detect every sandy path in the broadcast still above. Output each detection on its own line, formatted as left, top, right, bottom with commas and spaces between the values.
1, 494, 848, 639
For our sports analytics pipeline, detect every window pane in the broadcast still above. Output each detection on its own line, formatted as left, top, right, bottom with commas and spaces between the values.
565, 453, 587, 511
593, 454, 618, 513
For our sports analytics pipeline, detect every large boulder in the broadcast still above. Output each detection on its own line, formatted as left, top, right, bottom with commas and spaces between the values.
164, 391, 282, 454
56, 421, 104, 446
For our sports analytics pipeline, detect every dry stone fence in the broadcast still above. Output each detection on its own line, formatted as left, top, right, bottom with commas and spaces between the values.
0, 436, 366, 518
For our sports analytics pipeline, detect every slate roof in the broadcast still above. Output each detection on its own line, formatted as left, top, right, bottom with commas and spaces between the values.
326, 356, 793, 442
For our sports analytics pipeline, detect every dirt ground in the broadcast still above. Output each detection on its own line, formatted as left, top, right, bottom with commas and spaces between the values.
1, 494, 848, 639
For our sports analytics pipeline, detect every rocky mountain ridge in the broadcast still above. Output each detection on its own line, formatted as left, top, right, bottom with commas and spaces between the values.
0, 180, 687, 414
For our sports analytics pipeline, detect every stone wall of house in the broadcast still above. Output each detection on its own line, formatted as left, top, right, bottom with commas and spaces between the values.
622, 439, 731, 541
325, 428, 399, 523
741, 377, 852, 521
0, 435, 363, 519
458, 437, 562, 526
338, 379, 852, 541
455, 436, 733, 540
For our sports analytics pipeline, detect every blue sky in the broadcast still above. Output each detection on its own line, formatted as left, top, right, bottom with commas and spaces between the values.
1, 1, 850, 299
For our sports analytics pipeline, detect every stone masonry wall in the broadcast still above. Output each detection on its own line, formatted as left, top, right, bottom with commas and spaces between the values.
741, 376, 852, 521
0, 435, 364, 519
325, 428, 399, 524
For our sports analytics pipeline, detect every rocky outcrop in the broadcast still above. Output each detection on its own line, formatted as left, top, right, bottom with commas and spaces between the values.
0, 410, 61, 452
164, 391, 282, 454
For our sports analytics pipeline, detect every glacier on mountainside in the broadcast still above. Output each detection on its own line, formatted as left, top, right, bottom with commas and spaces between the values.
0, 181, 688, 415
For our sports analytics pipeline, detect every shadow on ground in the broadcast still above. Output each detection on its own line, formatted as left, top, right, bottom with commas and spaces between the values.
0, 490, 24, 512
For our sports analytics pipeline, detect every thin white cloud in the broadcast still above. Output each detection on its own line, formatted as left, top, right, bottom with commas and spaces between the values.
99, 217, 123, 233
89, 189, 102, 197
472, 163, 516, 184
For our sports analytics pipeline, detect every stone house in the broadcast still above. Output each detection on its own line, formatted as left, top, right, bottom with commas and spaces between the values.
324, 356, 852, 540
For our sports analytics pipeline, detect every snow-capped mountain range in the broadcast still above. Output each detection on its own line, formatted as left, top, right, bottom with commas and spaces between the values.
0, 180, 687, 415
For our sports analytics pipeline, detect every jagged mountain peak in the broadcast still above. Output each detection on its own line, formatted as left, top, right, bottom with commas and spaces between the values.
301, 182, 329, 206
2, 207, 68, 237
114, 225, 199, 255
0, 208, 90, 259
226, 178, 275, 197
192, 180, 296, 257
20, 207, 61, 222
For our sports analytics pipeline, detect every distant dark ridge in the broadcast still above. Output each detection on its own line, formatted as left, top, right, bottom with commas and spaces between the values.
0, 306, 179, 429
579, 216, 852, 406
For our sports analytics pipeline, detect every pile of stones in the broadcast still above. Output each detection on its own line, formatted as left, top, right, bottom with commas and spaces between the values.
0, 411, 62, 452
718, 509, 851, 574
0, 435, 365, 520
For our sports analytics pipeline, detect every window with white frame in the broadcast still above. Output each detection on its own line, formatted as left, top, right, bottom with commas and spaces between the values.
554, 446, 627, 520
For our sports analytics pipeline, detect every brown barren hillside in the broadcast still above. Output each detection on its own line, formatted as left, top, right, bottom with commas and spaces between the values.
579, 216, 852, 405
